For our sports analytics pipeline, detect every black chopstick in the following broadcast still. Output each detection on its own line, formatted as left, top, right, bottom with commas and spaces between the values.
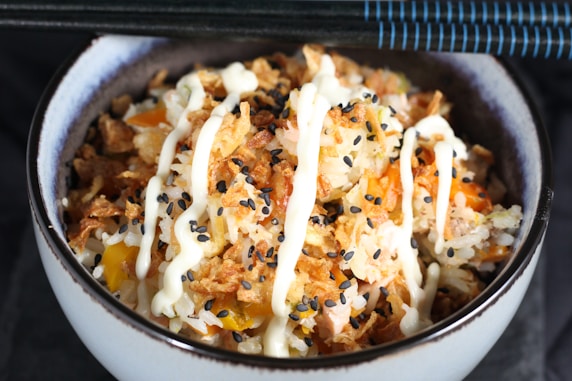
1, 0, 571, 60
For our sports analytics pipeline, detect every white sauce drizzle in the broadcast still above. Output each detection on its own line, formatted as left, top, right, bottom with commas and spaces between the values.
398, 124, 448, 335
151, 63, 257, 317
434, 141, 454, 254
264, 54, 350, 357
136, 74, 205, 280
264, 83, 331, 357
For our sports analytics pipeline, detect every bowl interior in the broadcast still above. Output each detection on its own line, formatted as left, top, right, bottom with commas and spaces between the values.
29, 36, 551, 364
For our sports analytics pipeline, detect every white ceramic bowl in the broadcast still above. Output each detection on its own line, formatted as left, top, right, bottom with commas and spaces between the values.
27, 35, 552, 381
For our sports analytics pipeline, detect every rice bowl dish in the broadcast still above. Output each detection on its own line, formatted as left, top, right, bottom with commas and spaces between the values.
62, 44, 523, 357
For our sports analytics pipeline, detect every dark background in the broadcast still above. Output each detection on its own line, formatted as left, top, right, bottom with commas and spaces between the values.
0, 29, 570, 380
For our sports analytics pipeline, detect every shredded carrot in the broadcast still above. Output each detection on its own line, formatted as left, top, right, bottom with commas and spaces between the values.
125, 107, 167, 128
451, 179, 492, 212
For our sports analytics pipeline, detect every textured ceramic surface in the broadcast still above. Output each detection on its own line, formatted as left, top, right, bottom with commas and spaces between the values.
27, 35, 552, 381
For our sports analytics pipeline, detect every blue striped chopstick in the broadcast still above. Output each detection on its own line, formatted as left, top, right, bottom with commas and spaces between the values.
1, 0, 572, 60
363, 1, 571, 28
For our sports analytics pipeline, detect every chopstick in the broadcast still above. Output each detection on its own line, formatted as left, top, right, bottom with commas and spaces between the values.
1, 0, 571, 60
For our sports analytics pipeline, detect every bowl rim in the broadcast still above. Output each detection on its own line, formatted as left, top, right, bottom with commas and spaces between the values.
26, 35, 553, 370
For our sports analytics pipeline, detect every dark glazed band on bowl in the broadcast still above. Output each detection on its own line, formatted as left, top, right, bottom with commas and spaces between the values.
26, 36, 552, 371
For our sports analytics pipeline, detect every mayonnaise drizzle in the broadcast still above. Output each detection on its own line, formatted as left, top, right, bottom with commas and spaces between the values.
136, 74, 205, 280
397, 114, 467, 335
434, 142, 454, 254
151, 63, 257, 317
264, 54, 351, 357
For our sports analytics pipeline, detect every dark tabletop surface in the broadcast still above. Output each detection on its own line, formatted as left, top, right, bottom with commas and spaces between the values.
0, 29, 570, 380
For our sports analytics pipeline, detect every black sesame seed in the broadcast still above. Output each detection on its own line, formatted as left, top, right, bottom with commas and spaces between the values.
415, 147, 423, 156
166, 202, 174, 215
325, 299, 337, 307
389, 157, 396, 164
296, 304, 309, 312
216, 180, 227, 193
187, 270, 194, 282
231, 158, 243, 167
268, 123, 277, 135
118, 224, 128, 234
180, 144, 189, 151
181, 274, 187, 282
259, 275, 266, 282
269, 149, 282, 157
381, 123, 388, 131
248, 264, 254, 271
304, 337, 313, 347
367, 217, 374, 229
363, 292, 370, 301
343, 155, 353, 168
373, 248, 381, 260
340, 292, 347, 304
241, 280, 252, 290
94, 253, 102, 266
181, 192, 191, 201
434, 170, 439, 177
462, 177, 472, 183
349, 316, 360, 329
452, 167, 457, 178
366, 120, 373, 132
388, 105, 397, 115
339, 280, 351, 290
266, 247, 275, 257
177, 199, 187, 211
364, 194, 374, 201
197, 234, 210, 242
350, 116, 358, 123
245, 176, 255, 185
410, 237, 418, 249
341, 103, 355, 113
247, 198, 256, 210
256, 251, 265, 262
310, 297, 318, 311
329, 271, 336, 281
267, 262, 278, 268
281, 107, 290, 118
327, 251, 337, 258
232, 331, 243, 343
447, 247, 455, 257
478, 192, 487, 198
288, 313, 300, 321
380, 286, 389, 297
204, 299, 214, 311
374, 197, 382, 205
127, 196, 136, 204
216, 310, 229, 318
343, 251, 355, 261
353, 135, 362, 145
277, 234, 285, 243
217, 206, 224, 216
262, 206, 270, 215
259, 192, 271, 206
157, 240, 166, 250
261, 186, 273, 193
239, 200, 249, 208
140, 224, 145, 235
196, 225, 208, 233
372, 94, 379, 103
350, 206, 362, 213
423, 196, 433, 203
438, 287, 450, 294
241, 166, 250, 175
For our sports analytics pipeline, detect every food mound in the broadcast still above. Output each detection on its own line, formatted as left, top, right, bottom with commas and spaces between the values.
64, 44, 522, 357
